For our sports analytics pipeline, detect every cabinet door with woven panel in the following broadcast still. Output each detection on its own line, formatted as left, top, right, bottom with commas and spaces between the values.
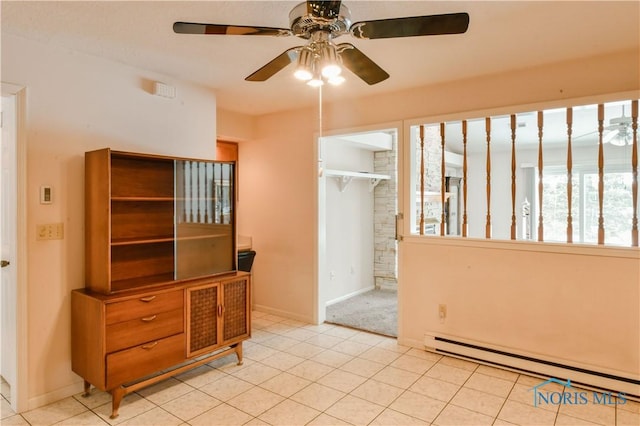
186, 283, 220, 357
221, 276, 250, 345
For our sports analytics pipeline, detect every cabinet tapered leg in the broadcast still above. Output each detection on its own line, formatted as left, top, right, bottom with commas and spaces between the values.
110, 387, 125, 419
82, 381, 91, 397
234, 342, 243, 365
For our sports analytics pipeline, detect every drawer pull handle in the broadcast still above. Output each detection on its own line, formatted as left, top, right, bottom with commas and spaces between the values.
139, 296, 156, 302
141, 342, 158, 350
141, 315, 157, 322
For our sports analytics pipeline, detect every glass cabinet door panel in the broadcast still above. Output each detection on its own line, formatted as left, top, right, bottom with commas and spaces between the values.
175, 160, 235, 279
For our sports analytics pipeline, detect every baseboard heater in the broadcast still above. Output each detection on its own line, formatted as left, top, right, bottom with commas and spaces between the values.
424, 333, 640, 400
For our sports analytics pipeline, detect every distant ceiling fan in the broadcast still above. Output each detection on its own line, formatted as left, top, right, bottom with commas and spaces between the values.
173, 0, 469, 86
576, 106, 634, 146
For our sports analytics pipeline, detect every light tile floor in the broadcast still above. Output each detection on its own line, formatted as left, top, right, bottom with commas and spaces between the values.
1, 311, 638, 425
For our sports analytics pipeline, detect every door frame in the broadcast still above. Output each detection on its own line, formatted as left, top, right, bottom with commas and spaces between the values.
313, 121, 404, 325
1, 83, 28, 413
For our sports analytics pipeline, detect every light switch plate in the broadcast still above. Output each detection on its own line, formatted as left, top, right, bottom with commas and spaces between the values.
40, 185, 52, 204
36, 223, 64, 240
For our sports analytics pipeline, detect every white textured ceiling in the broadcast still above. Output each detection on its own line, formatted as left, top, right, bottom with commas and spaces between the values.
2, 1, 639, 116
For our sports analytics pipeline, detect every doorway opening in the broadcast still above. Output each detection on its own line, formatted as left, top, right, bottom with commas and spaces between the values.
1, 85, 27, 414
317, 127, 399, 337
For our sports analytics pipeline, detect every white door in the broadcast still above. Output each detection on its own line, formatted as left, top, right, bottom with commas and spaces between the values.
1, 94, 18, 406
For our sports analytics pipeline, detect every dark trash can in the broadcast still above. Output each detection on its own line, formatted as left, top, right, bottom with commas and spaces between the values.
238, 250, 256, 272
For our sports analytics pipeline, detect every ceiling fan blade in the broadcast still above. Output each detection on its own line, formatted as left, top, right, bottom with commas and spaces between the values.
245, 47, 300, 82
173, 22, 292, 37
307, 0, 342, 19
338, 44, 389, 85
350, 13, 470, 39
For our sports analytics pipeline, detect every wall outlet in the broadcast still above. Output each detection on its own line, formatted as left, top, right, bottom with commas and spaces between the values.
439, 304, 447, 323
36, 223, 64, 240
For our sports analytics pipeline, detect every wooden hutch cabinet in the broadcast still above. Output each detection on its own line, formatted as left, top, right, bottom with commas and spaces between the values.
72, 148, 250, 419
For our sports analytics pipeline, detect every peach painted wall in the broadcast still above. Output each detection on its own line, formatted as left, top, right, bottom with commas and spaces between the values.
237, 106, 320, 320
399, 237, 640, 382
234, 48, 639, 386
236, 48, 638, 322
2, 34, 217, 408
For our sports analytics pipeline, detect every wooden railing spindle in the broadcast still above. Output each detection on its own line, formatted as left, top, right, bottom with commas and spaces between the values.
440, 122, 446, 236
510, 114, 517, 240
597, 104, 605, 245
419, 125, 425, 235
462, 120, 468, 237
537, 111, 544, 242
485, 117, 492, 238
631, 100, 638, 247
566, 107, 573, 243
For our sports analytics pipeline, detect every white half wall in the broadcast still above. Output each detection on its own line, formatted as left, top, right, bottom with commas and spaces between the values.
399, 236, 640, 389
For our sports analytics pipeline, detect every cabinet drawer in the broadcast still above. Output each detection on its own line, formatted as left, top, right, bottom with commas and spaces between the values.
106, 308, 184, 353
106, 290, 182, 325
106, 333, 185, 389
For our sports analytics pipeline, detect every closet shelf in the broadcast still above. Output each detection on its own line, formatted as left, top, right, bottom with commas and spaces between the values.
325, 169, 390, 192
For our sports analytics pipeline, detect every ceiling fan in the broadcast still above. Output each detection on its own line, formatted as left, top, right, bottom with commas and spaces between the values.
576, 106, 634, 146
173, 1, 469, 86
605, 108, 633, 146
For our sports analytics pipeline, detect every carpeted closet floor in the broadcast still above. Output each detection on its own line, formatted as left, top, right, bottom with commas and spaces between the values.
325, 289, 397, 337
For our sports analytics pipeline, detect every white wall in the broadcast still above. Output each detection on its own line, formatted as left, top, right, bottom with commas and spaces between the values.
2, 34, 217, 408
324, 141, 374, 303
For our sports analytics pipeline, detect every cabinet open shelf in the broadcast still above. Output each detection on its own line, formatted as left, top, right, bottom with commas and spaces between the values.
325, 169, 390, 192
85, 148, 237, 294
111, 197, 174, 202
111, 236, 175, 246
109, 273, 176, 293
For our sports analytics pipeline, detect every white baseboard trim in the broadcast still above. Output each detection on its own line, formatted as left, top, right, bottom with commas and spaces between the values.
325, 286, 375, 306
28, 381, 84, 411
252, 304, 314, 324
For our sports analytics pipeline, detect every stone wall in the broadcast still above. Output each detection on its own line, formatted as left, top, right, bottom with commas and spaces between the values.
373, 136, 398, 289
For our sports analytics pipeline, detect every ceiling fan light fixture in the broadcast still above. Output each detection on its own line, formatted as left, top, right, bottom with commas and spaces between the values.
294, 47, 314, 81
319, 43, 342, 78
610, 132, 631, 147
307, 77, 324, 87
327, 75, 345, 85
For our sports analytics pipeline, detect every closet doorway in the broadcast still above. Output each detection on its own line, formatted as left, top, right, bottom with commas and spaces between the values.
317, 126, 399, 337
